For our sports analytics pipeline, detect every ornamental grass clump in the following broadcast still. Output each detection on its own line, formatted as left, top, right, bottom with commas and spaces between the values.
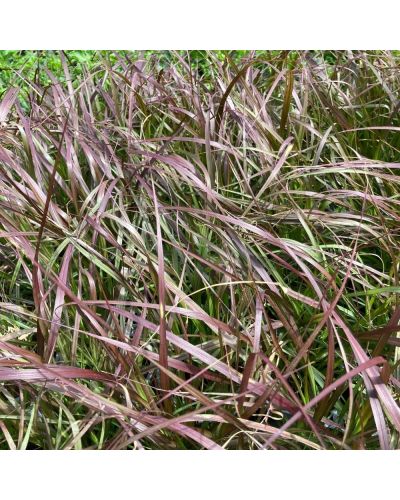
0, 50, 399, 449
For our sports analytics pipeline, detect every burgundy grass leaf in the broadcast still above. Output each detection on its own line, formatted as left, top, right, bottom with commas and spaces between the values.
0, 87, 19, 122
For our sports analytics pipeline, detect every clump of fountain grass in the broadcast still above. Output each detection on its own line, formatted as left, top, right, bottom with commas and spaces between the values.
0, 50, 399, 449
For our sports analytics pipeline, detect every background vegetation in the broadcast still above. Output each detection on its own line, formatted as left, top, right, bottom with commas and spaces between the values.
0, 50, 399, 449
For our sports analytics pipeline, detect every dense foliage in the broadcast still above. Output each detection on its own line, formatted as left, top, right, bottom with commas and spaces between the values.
0, 50, 399, 449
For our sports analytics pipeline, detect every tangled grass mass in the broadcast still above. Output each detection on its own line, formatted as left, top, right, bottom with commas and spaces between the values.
0, 50, 400, 449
